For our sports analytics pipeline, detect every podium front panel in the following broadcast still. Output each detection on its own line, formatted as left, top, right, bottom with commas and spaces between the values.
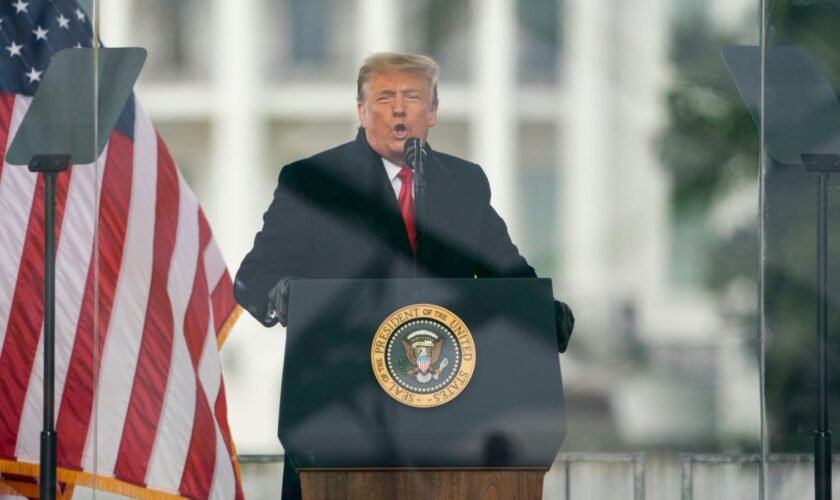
279, 278, 565, 469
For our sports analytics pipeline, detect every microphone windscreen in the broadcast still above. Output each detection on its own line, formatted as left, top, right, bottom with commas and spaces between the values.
403, 137, 424, 170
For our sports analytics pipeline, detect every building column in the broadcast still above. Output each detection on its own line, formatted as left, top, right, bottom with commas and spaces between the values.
210, 0, 282, 455
610, 0, 668, 310
99, 0, 131, 46
357, 0, 398, 57
471, 0, 519, 241
560, 0, 611, 293
210, 0, 264, 265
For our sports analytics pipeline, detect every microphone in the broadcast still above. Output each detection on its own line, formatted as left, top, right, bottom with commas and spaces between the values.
403, 138, 426, 275
403, 137, 425, 171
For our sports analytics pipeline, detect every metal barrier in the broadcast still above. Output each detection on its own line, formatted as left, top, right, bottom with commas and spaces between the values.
238, 454, 283, 464
679, 453, 838, 500
555, 453, 646, 500
237, 452, 836, 500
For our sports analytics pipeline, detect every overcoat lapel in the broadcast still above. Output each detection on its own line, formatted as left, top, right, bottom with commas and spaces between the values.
416, 146, 454, 273
337, 129, 415, 256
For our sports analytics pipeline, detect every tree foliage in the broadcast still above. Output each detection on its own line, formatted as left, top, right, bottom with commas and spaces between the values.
660, 1, 840, 451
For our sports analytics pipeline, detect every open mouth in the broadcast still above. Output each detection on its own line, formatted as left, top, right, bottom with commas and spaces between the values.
393, 124, 408, 139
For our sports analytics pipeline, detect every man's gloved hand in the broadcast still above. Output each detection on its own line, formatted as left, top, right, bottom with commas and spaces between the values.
554, 300, 575, 353
266, 276, 296, 327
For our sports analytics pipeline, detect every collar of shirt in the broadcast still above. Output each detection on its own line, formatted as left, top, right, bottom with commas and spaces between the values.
382, 157, 412, 199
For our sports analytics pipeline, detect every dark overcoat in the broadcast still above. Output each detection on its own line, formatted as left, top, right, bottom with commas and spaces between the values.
234, 128, 538, 325
234, 129, 568, 499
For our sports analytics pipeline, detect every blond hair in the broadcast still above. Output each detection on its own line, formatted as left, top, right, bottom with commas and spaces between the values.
356, 52, 439, 108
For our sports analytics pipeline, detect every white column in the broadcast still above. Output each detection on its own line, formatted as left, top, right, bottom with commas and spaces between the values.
210, 0, 283, 455
210, 0, 264, 266
357, 0, 398, 58
98, 0, 132, 46
560, 0, 610, 293
355, 0, 398, 127
611, 0, 668, 308
471, 0, 519, 240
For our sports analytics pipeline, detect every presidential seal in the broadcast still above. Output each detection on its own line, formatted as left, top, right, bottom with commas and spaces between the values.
371, 304, 476, 408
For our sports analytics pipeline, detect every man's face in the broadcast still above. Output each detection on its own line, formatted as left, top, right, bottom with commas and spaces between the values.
357, 70, 438, 166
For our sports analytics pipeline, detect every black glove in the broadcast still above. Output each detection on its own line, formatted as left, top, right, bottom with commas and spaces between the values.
554, 300, 574, 353
266, 276, 296, 327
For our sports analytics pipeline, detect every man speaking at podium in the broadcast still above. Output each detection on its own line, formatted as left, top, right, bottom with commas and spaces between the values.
234, 52, 574, 498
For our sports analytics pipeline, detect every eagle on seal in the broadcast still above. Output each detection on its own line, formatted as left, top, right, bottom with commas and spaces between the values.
401, 330, 444, 383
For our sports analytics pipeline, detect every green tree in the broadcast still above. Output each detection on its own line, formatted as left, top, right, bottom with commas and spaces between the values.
659, 1, 840, 451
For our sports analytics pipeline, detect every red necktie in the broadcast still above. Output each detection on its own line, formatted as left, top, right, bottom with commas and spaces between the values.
397, 167, 416, 253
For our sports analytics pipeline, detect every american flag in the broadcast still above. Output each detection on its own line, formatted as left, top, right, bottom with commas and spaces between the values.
0, 1, 244, 498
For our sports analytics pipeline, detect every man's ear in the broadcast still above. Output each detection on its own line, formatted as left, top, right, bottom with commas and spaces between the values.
357, 103, 368, 129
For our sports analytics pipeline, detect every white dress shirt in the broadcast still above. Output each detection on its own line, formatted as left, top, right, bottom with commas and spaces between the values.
382, 157, 413, 199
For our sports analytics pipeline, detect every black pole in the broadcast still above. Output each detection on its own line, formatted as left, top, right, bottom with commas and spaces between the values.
816, 170, 832, 500
39, 170, 57, 500
414, 158, 425, 278
27, 155, 69, 500
802, 154, 838, 500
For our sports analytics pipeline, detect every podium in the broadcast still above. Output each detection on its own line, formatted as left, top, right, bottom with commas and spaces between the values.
280, 278, 566, 500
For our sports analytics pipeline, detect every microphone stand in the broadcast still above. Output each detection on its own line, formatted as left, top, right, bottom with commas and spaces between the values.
404, 138, 426, 278
414, 145, 425, 279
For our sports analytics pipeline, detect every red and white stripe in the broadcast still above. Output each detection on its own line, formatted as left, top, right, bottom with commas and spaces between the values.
145, 169, 199, 493
0, 96, 33, 352
84, 105, 158, 477
0, 96, 242, 499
